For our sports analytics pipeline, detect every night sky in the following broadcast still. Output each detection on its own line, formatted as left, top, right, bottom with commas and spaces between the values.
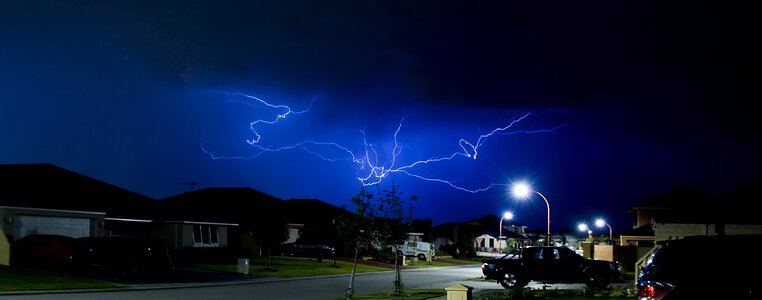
2, 1, 760, 235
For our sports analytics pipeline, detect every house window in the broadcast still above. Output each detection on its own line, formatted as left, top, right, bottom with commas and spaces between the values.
192, 225, 219, 247
489, 238, 494, 248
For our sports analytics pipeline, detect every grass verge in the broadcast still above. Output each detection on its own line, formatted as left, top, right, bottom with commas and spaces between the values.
473, 287, 637, 299
0, 267, 121, 291
196, 256, 392, 278
332, 288, 445, 300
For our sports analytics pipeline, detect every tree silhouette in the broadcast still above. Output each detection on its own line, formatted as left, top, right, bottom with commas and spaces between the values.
337, 187, 375, 300
374, 182, 417, 296
249, 203, 288, 270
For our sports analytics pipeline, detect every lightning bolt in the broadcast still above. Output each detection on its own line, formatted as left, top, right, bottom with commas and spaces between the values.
201, 93, 563, 193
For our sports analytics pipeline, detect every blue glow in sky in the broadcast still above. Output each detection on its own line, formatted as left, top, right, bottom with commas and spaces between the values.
201, 93, 564, 191
2, 1, 760, 233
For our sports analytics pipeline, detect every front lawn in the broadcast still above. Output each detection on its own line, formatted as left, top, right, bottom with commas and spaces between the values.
0, 267, 121, 291
195, 256, 392, 278
472, 287, 637, 299
333, 289, 445, 300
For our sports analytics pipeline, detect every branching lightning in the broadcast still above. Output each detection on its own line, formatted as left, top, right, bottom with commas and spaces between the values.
202, 93, 563, 193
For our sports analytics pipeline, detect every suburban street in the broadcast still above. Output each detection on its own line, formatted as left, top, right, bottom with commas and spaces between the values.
0, 265, 502, 300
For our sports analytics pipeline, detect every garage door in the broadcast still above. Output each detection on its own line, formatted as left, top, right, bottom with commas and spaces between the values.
14, 216, 91, 240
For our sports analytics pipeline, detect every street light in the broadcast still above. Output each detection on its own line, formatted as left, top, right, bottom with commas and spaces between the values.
498, 211, 513, 253
595, 218, 613, 245
512, 182, 551, 246
578, 223, 592, 242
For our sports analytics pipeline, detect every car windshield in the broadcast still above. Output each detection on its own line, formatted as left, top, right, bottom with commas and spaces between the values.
499, 251, 520, 259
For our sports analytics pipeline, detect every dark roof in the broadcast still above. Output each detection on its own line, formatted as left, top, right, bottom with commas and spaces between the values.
432, 214, 530, 240
0, 163, 154, 218
630, 185, 715, 209
431, 222, 460, 238
630, 185, 762, 225
621, 224, 654, 236
157, 187, 284, 223
284, 198, 348, 225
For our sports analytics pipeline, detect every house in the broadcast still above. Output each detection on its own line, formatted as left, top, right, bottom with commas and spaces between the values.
432, 214, 536, 257
283, 198, 348, 248
1, 163, 355, 266
0, 163, 154, 266
156, 187, 288, 261
625, 185, 762, 277
626, 185, 762, 243
155, 192, 348, 259
468, 214, 536, 254
0, 164, 249, 265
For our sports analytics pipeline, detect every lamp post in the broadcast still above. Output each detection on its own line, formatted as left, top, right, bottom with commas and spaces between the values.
578, 223, 592, 242
498, 211, 513, 253
595, 218, 613, 245
512, 182, 551, 246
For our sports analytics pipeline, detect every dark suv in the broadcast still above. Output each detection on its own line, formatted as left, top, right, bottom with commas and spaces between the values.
482, 246, 623, 289
637, 234, 762, 299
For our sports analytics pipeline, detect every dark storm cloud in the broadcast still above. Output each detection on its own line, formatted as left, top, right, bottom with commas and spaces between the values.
23, 0, 755, 113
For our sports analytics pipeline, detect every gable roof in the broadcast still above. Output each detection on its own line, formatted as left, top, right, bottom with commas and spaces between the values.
157, 187, 285, 224
0, 163, 154, 218
284, 198, 349, 224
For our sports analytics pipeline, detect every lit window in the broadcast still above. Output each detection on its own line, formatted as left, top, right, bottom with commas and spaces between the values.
192, 225, 220, 247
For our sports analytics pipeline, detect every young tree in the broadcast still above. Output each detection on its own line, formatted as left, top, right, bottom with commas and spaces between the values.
452, 225, 476, 258
374, 182, 417, 297
337, 187, 375, 300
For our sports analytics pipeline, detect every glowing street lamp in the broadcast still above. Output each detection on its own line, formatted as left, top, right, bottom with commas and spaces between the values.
578, 223, 592, 242
512, 182, 551, 246
595, 218, 613, 245
498, 211, 513, 253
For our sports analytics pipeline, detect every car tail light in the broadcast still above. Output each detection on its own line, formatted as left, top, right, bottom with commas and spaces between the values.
637, 281, 673, 300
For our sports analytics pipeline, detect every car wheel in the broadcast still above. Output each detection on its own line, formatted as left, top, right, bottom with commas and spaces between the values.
585, 271, 611, 289
417, 253, 426, 261
499, 273, 527, 289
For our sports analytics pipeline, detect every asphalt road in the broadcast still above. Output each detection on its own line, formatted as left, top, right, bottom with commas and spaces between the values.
0, 265, 635, 300
0, 265, 489, 300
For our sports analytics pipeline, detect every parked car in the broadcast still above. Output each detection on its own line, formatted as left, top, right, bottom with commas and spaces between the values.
11, 234, 76, 269
72, 235, 173, 279
482, 246, 623, 289
637, 234, 762, 299
282, 243, 334, 259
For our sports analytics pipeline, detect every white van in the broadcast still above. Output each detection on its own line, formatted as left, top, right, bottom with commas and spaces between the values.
393, 240, 436, 261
